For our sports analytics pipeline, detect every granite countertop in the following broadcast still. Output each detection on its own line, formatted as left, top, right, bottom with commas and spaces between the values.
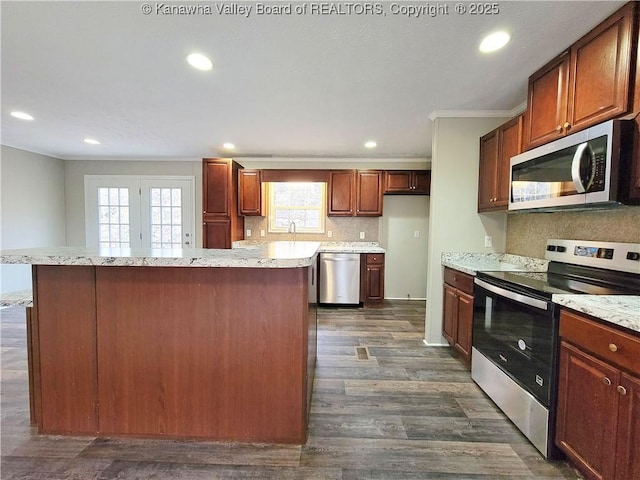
234, 240, 385, 254
441, 252, 549, 275
0, 242, 322, 269
553, 295, 640, 334
0, 289, 33, 308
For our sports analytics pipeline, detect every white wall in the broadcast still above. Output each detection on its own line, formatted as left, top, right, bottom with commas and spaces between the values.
424, 117, 509, 345
1, 145, 66, 293
380, 195, 429, 299
64, 159, 202, 246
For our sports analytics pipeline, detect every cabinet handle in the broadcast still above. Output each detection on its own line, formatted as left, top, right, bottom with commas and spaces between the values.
563, 122, 571, 130
556, 125, 562, 132
602, 377, 612, 386
617, 385, 627, 395
608, 343, 618, 352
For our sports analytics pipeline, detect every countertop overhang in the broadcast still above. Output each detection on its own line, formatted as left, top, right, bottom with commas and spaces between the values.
0, 241, 386, 270
0, 242, 323, 269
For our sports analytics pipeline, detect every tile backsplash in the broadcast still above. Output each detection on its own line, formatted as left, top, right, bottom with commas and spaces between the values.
244, 216, 380, 242
506, 206, 640, 259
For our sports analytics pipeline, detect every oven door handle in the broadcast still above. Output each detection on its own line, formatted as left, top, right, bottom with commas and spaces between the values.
474, 278, 549, 311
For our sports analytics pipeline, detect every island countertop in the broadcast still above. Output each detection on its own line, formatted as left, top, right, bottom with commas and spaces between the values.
0, 241, 322, 269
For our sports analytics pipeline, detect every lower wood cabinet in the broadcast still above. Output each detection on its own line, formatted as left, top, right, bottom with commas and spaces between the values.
442, 267, 474, 367
361, 253, 384, 306
556, 309, 640, 480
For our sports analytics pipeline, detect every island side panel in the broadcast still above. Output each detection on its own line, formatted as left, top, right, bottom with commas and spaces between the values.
95, 266, 309, 443
34, 265, 98, 434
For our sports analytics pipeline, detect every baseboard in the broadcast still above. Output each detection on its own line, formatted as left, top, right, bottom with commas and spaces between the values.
385, 297, 427, 301
423, 339, 449, 347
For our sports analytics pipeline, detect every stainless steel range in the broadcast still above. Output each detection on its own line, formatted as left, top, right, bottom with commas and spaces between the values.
471, 239, 640, 458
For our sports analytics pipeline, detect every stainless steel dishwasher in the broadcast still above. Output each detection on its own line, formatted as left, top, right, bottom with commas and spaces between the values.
319, 252, 361, 305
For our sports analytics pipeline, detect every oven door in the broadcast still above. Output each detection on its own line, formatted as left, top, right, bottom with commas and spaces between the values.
473, 277, 558, 407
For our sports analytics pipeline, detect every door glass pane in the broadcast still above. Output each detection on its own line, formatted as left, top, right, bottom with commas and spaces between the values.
97, 187, 131, 248
149, 187, 183, 248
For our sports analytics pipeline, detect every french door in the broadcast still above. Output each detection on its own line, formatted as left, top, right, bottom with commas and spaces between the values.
85, 176, 195, 249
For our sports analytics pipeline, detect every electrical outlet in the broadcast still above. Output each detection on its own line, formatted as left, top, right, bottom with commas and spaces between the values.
327, 230, 333, 238
359, 231, 365, 239
246, 229, 252, 237
484, 235, 493, 247
414, 230, 420, 238
260, 230, 265, 237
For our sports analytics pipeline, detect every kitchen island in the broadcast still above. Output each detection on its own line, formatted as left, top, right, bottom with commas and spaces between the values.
1, 242, 320, 443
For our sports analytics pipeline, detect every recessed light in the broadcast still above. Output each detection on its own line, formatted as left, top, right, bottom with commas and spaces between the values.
84, 138, 101, 145
364, 141, 377, 149
186, 53, 213, 71
10, 111, 34, 120
479, 31, 511, 53
223, 143, 236, 150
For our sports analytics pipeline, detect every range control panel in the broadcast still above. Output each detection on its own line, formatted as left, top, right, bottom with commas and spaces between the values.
546, 239, 640, 274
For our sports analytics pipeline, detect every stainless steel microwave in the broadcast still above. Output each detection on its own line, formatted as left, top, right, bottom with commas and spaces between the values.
509, 119, 635, 211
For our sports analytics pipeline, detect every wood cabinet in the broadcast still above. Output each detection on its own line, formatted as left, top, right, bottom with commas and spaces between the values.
442, 267, 474, 367
328, 170, 383, 217
478, 115, 523, 212
361, 253, 384, 305
238, 169, 264, 216
523, 2, 637, 150
556, 309, 640, 480
384, 170, 431, 195
203, 158, 244, 248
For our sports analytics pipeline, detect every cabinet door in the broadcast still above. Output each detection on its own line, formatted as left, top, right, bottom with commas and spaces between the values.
412, 171, 431, 194
384, 171, 412, 193
442, 283, 457, 345
455, 290, 473, 364
478, 129, 499, 212
203, 159, 230, 216
328, 170, 355, 216
495, 116, 522, 208
238, 169, 263, 216
203, 219, 231, 249
365, 264, 384, 303
556, 341, 619, 480
523, 53, 571, 150
356, 170, 383, 216
615, 372, 640, 480
567, 2, 635, 133
630, 119, 640, 202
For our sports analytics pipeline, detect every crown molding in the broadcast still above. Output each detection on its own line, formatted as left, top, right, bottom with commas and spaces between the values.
429, 102, 527, 121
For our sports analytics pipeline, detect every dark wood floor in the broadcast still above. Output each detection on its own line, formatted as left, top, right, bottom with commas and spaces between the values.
1, 301, 584, 479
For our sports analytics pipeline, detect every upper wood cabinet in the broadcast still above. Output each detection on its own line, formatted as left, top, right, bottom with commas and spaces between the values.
384, 170, 431, 195
523, 2, 637, 150
355, 170, 384, 216
478, 115, 523, 212
328, 170, 355, 216
523, 52, 570, 149
202, 158, 244, 249
328, 170, 383, 217
238, 169, 264, 216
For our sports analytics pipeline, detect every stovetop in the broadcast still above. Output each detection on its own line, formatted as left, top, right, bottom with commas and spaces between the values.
477, 239, 640, 300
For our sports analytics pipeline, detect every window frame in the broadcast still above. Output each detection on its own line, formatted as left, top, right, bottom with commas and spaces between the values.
266, 182, 327, 234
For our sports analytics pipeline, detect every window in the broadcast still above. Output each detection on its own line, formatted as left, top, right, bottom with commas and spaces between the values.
267, 182, 326, 234
85, 176, 195, 249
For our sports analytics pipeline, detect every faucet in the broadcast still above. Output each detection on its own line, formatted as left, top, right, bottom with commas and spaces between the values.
288, 221, 297, 242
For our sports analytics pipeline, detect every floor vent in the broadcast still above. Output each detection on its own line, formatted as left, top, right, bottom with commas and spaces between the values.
355, 346, 370, 361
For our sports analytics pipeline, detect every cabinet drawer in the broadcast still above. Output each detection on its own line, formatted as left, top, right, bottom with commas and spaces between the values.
365, 253, 384, 265
443, 267, 474, 295
559, 309, 640, 376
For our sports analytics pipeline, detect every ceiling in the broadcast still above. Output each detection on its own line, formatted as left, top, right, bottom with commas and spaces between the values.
1, 1, 625, 162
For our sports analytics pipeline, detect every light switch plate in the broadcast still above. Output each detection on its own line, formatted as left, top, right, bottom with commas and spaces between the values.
327, 230, 333, 238
359, 232, 365, 239
260, 230, 265, 237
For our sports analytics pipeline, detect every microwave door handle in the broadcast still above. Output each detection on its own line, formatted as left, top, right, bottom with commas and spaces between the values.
474, 278, 549, 310
571, 142, 590, 193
